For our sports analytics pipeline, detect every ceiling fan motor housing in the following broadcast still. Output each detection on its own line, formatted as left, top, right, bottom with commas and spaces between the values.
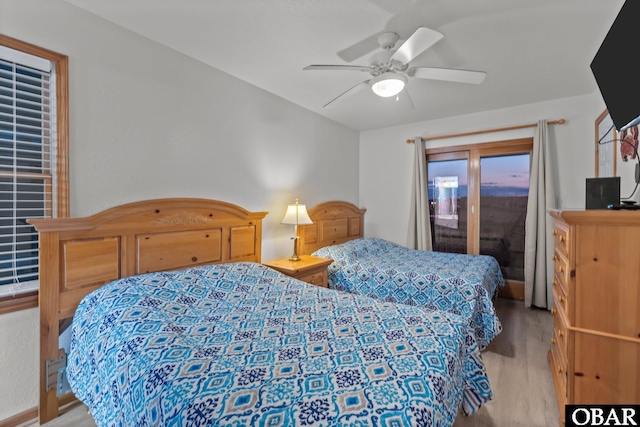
377, 32, 399, 50
369, 50, 407, 75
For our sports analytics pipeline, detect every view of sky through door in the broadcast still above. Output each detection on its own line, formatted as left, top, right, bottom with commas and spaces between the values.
479, 154, 530, 281
428, 153, 530, 281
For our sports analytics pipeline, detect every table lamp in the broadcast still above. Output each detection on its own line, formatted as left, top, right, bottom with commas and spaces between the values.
281, 198, 313, 261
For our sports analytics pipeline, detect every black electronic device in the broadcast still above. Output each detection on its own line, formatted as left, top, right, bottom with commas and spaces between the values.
608, 202, 639, 210
590, 1, 640, 131
586, 177, 620, 210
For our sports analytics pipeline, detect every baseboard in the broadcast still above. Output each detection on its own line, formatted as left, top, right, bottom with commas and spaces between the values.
0, 393, 78, 427
0, 406, 37, 427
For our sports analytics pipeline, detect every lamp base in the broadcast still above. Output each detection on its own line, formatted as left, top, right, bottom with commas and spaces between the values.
289, 236, 301, 261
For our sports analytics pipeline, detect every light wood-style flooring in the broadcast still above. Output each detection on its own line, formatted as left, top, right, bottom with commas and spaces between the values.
453, 298, 559, 426
25, 298, 558, 427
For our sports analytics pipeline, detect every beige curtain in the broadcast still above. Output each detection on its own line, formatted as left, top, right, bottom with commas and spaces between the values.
524, 120, 555, 308
407, 136, 433, 251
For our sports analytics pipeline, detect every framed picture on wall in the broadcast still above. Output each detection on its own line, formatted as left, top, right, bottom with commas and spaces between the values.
595, 109, 617, 177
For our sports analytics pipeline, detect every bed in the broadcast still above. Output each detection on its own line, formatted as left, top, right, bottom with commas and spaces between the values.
28, 198, 267, 424
29, 198, 493, 426
298, 201, 505, 350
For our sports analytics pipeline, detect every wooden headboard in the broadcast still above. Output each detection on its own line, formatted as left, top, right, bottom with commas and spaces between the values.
298, 201, 366, 255
28, 198, 267, 424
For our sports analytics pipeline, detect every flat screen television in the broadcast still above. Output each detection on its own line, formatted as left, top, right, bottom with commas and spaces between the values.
590, 1, 640, 131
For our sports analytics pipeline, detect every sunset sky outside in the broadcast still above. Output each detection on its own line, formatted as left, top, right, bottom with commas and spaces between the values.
429, 154, 530, 188
481, 154, 530, 188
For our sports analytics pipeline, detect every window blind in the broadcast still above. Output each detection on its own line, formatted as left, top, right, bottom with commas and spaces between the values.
0, 48, 55, 297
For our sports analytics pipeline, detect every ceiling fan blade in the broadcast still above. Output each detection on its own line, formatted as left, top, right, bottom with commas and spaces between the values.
336, 34, 381, 62
323, 80, 370, 109
390, 27, 443, 65
303, 64, 372, 73
394, 89, 414, 112
410, 67, 487, 84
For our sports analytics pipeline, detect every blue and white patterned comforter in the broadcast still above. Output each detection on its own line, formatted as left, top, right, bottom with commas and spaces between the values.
313, 238, 505, 350
68, 262, 492, 427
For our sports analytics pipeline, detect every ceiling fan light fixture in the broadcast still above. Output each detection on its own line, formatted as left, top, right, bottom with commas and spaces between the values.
371, 72, 406, 97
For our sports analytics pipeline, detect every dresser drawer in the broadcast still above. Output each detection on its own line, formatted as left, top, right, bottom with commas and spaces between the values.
551, 333, 568, 393
553, 222, 571, 259
298, 270, 327, 288
549, 345, 567, 424
552, 249, 570, 295
552, 277, 570, 320
552, 275, 569, 320
552, 289, 569, 358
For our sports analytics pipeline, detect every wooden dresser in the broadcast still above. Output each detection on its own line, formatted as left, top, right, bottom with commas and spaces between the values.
548, 209, 640, 425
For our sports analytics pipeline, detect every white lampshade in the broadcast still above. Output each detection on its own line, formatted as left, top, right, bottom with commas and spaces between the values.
281, 199, 313, 225
371, 72, 407, 97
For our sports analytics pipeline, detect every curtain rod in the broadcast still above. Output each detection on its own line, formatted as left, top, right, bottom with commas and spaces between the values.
405, 119, 566, 144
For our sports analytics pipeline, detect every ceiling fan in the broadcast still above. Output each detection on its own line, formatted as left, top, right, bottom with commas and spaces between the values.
303, 27, 487, 109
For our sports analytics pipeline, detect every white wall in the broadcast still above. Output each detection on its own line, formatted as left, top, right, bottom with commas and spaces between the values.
359, 93, 635, 246
0, 0, 359, 420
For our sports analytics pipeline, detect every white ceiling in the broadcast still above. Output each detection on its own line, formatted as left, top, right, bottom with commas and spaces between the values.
63, 0, 624, 132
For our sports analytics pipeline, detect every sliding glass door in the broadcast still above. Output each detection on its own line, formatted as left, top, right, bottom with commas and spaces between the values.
427, 139, 532, 295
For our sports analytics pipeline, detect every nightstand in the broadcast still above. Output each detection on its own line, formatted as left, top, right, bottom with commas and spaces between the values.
263, 255, 333, 288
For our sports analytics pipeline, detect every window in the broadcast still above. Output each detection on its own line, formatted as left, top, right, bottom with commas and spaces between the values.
427, 139, 532, 299
0, 35, 68, 314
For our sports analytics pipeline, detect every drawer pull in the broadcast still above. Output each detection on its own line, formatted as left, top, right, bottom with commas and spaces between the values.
560, 236, 566, 243
553, 230, 558, 236
551, 308, 557, 315
553, 255, 558, 261
559, 331, 564, 338
551, 337, 556, 344
552, 280, 558, 287
559, 295, 565, 303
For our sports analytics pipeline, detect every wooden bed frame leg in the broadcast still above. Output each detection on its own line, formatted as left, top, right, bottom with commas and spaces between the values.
39, 232, 61, 424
